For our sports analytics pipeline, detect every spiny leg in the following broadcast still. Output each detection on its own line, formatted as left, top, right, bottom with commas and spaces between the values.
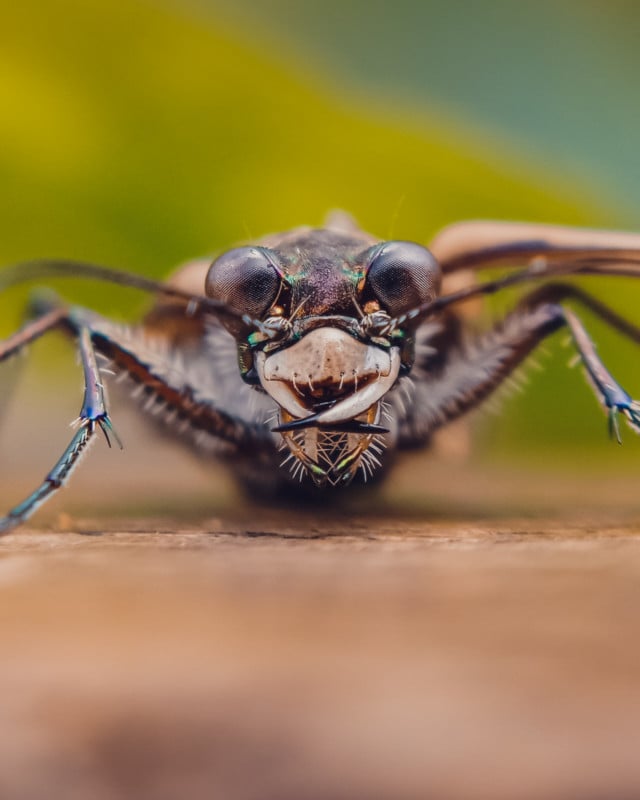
0, 323, 118, 533
520, 284, 640, 441
407, 282, 640, 441
78, 317, 275, 453
1, 304, 278, 532
6, 299, 271, 453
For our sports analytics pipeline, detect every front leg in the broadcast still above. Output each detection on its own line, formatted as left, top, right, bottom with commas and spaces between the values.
400, 283, 640, 444
0, 306, 276, 533
0, 321, 118, 532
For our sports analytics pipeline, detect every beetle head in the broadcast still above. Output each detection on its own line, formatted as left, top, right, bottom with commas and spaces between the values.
205, 227, 440, 485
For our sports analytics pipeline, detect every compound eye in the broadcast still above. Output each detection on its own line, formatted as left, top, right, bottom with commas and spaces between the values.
365, 241, 441, 316
205, 246, 282, 318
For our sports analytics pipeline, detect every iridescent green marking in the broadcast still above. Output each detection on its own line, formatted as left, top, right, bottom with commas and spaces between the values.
247, 330, 265, 347
336, 449, 362, 473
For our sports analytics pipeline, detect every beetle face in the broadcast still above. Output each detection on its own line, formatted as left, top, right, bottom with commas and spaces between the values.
206, 227, 440, 485
255, 327, 401, 485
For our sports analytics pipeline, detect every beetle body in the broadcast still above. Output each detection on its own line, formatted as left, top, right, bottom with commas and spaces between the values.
2, 215, 640, 530
141, 221, 441, 493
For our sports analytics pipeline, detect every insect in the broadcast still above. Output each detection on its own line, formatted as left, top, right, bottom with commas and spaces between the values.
2, 214, 640, 532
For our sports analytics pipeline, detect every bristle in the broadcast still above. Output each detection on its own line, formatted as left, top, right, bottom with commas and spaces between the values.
568, 353, 582, 369
279, 452, 295, 468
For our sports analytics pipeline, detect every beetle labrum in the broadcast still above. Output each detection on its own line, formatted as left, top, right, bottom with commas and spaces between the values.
2, 215, 640, 532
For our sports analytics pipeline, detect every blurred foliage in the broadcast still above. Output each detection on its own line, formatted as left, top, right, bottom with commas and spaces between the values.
206, 0, 640, 217
0, 0, 639, 460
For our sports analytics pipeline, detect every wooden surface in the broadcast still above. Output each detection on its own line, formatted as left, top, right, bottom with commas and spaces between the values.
1, 507, 640, 800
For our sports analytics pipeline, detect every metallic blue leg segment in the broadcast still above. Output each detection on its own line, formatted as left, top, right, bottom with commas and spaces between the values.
561, 306, 640, 441
0, 326, 120, 534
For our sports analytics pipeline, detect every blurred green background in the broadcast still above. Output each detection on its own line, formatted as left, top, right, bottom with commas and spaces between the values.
2, 0, 640, 466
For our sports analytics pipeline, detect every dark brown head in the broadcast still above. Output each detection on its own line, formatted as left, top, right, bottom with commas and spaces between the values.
205, 226, 441, 485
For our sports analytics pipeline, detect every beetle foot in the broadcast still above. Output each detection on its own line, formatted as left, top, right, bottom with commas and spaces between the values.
622, 400, 640, 435
608, 400, 640, 443
96, 415, 123, 449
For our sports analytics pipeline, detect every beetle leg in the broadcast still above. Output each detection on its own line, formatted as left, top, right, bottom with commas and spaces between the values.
520, 284, 640, 439
561, 306, 640, 439
77, 317, 274, 454
0, 305, 276, 532
0, 320, 116, 533
403, 283, 640, 442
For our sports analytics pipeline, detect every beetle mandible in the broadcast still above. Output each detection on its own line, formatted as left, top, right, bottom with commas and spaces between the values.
2, 213, 640, 531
